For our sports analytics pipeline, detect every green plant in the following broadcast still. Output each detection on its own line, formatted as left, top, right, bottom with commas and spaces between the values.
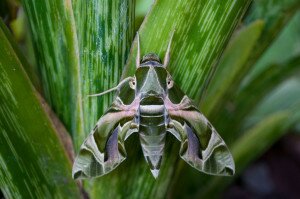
0, 0, 300, 198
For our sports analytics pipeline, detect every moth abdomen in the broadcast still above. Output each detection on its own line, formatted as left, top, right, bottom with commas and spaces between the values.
139, 133, 166, 155
138, 101, 167, 177
139, 132, 166, 178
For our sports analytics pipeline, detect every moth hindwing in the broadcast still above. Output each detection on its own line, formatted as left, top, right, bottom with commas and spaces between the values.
72, 32, 235, 179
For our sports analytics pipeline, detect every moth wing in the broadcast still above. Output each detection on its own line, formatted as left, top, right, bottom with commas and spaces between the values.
72, 97, 138, 179
167, 90, 235, 176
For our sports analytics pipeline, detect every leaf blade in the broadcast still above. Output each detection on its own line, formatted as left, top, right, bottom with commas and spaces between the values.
0, 19, 81, 199
95, 1, 252, 198
22, 0, 84, 143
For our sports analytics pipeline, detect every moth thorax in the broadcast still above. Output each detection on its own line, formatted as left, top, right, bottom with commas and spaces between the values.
141, 53, 161, 64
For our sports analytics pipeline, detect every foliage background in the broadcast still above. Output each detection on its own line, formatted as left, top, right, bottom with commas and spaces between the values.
0, 0, 300, 198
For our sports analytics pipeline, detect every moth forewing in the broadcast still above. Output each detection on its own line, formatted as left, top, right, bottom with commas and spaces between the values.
72, 77, 138, 179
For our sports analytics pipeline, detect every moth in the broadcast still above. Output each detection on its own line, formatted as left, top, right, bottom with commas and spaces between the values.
72, 33, 235, 179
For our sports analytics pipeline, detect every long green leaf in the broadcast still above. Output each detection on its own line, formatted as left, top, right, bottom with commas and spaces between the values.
123, 0, 252, 102
203, 20, 264, 119
207, 10, 300, 141
167, 19, 264, 199
247, 78, 300, 126
230, 56, 300, 133
72, 0, 135, 148
202, 0, 300, 128
168, 2, 300, 197
71, 0, 135, 197
0, 10, 41, 91
0, 19, 81, 199
239, 11, 300, 129
22, 0, 84, 143
243, 0, 300, 68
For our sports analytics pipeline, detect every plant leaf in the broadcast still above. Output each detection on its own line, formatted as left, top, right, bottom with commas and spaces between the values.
203, 20, 264, 119
0, 19, 81, 199
244, 12, 300, 85
91, 1, 252, 199
247, 78, 300, 127
72, 0, 135, 148
168, 2, 300, 197
231, 56, 300, 133
202, 0, 300, 129
22, 0, 84, 145
123, 0, 252, 103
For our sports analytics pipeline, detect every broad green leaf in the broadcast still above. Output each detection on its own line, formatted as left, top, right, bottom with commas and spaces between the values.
210, 11, 300, 140
71, 0, 135, 198
0, 19, 81, 199
167, 20, 264, 199
169, 2, 300, 197
92, 1, 252, 199
22, 0, 84, 146
0, 11, 41, 91
72, 0, 135, 148
203, 0, 300, 131
198, 111, 299, 199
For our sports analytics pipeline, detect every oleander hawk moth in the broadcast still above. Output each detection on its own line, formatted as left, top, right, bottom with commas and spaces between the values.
72, 33, 235, 179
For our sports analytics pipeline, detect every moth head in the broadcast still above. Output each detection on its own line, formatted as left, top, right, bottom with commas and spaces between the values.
133, 31, 175, 97
141, 53, 161, 64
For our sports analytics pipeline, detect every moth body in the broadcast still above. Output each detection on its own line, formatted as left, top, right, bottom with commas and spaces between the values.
132, 54, 169, 177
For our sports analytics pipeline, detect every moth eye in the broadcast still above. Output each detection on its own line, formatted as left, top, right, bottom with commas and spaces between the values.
129, 79, 136, 89
167, 79, 173, 88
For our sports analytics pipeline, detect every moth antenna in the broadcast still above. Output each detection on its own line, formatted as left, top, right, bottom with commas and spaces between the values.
87, 87, 118, 97
88, 77, 134, 98
136, 32, 140, 68
163, 30, 175, 67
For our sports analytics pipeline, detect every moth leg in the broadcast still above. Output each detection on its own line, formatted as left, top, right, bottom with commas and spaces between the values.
88, 77, 134, 97
118, 121, 139, 143
130, 122, 138, 129
167, 120, 184, 143
136, 32, 140, 67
